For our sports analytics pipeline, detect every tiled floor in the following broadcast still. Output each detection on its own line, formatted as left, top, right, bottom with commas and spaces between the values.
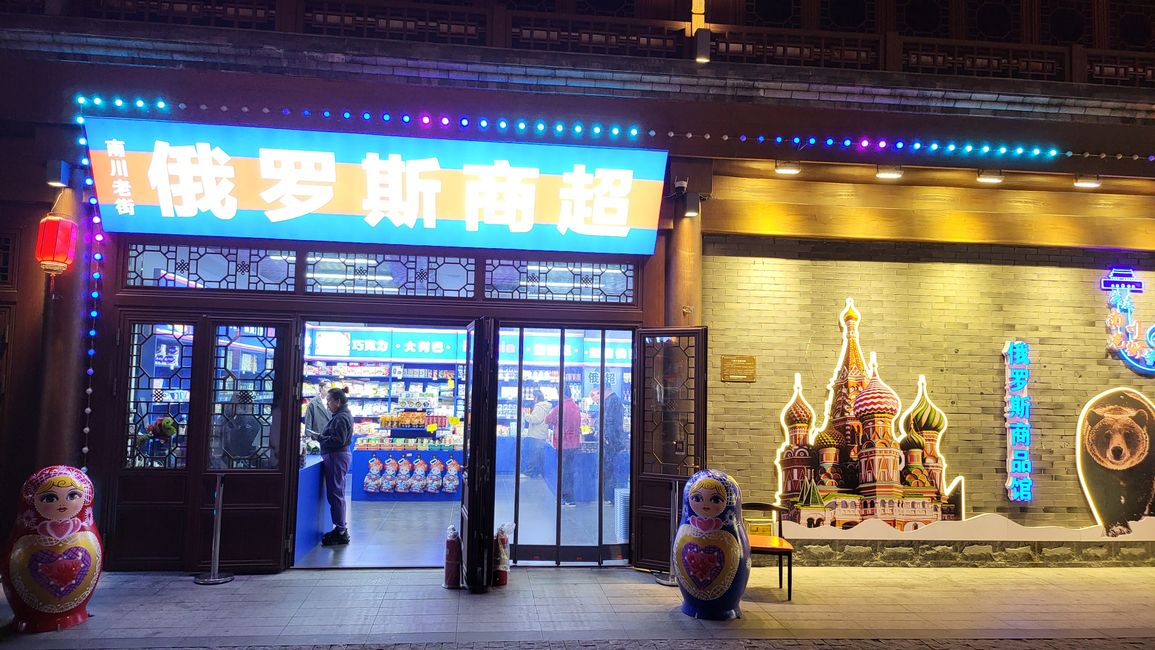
2, 566, 1154, 649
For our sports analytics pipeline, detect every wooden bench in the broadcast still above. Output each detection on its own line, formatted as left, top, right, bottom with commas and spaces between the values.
743, 502, 793, 601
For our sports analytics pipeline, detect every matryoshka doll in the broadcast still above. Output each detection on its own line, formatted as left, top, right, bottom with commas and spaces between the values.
672, 469, 750, 620
2, 466, 103, 633
381, 456, 398, 493
363, 455, 384, 493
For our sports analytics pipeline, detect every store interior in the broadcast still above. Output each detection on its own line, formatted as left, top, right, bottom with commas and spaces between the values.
294, 322, 632, 568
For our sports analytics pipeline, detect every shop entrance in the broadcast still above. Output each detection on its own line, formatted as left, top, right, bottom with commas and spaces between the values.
286, 323, 632, 568
292, 321, 635, 568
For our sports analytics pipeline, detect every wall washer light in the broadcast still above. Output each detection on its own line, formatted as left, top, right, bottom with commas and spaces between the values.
875, 165, 904, 180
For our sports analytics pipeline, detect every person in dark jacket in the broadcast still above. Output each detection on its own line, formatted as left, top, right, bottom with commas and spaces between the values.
310, 386, 353, 546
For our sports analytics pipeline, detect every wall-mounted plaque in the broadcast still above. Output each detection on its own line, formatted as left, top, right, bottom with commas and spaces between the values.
721, 355, 756, 382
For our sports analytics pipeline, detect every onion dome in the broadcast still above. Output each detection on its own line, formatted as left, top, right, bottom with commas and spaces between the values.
784, 398, 814, 428
841, 298, 861, 324
905, 383, 947, 434
781, 373, 815, 428
900, 430, 926, 451
813, 429, 840, 449
853, 364, 900, 420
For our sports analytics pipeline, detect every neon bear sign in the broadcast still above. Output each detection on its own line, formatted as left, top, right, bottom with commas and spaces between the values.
1100, 268, 1155, 375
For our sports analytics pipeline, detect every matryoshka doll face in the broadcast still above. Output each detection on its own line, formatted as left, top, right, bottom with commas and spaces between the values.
688, 484, 726, 519
34, 481, 86, 521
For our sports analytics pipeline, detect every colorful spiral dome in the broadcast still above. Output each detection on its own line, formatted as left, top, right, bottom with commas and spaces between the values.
900, 429, 926, 451
783, 395, 815, 428
813, 429, 840, 449
853, 369, 900, 419
842, 298, 861, 324
905, 389, 947, 434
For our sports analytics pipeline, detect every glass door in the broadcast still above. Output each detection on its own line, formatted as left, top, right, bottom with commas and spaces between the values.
461, 317, 497, 592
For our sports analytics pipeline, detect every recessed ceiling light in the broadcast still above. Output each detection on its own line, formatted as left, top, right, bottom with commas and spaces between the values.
775, 161, 802, 175
876, 165, 903, 180
976, 169, 1005, 184
1073, 174, 1101, 189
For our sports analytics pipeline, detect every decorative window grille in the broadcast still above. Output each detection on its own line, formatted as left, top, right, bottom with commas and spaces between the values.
125, 243, 295, 291
0, 234, 13, 287
305, 251, 474, 298
484, 259, 635, 303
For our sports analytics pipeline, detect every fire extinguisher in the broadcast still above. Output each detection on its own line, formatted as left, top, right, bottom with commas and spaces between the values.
492, 522, 514, 586
443, 525, 461, 589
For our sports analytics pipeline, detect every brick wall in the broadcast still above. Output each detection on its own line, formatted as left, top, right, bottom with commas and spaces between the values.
703, 235, 1155, 528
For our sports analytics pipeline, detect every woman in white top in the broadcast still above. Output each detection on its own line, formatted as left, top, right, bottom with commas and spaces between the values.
521, 390, 552, 478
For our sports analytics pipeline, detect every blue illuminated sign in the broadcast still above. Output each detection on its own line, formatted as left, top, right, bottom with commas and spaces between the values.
82, 117, 668, 255
1004, 340, 1033, 502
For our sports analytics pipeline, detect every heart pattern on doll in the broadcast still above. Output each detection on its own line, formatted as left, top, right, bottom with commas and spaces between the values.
681, 543, 725, 591
29, 547, 92, 599
38, 518, 81, 541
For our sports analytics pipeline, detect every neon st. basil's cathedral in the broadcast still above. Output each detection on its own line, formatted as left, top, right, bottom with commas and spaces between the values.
774, 299, 964, 531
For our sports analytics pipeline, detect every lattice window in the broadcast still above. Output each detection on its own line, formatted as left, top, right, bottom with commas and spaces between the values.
209, 325, 278, 470
306, 251, 474, 298
125, 243, 295, 291
745, 0, 801, 28
303, 1, 487, 45
820, 0, 875, 33
968, 0, 1022, 42
0, 0, 44, 14
577, 0, 635, 17
507, 0, 557, 10
0, 234, 13, 288
641, 334, 699, 477
1041, 0, 1092, 46
80, 0, 277, 30
896, 0, 949, 38
510, 13, 683, 57
124, 323, 195, 470
1109, 0, 1155, 51
485, 259, 635, 303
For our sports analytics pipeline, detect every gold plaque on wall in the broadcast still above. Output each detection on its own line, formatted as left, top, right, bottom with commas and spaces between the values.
721, 355, 757, 382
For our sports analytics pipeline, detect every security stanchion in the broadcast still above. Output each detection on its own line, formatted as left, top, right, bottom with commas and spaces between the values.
654, 479, 682, 587
195, 473, 234, 585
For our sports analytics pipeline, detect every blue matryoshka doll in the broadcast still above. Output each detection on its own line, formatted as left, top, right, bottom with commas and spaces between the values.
672, 469, 750, 620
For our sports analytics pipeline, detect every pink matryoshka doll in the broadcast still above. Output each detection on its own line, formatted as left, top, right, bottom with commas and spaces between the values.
2, 466, 103, 633
672, 469, 750, 620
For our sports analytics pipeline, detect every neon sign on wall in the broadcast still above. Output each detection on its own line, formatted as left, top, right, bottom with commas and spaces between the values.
1004, 340, 1033, 502
81, 117, 668, 255
1101, 268, 1155, 375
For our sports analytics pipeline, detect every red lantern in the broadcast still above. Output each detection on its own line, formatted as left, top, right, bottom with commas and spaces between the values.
35, 214, 78, 276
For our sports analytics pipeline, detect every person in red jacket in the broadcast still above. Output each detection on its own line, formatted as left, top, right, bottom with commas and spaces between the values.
546, 393, 582, 506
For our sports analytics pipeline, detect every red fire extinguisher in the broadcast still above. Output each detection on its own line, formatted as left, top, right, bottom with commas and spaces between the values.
492, 522, 514, 586
443, 525, 461, 589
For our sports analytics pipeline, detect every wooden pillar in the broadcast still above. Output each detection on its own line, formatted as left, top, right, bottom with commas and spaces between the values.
35, 187, 88, 469
664, 158, 712, 327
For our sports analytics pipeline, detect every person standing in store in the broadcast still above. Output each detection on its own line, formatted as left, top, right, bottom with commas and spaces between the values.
310, 386, 353, 546
599, 384, 627, 504
546, 391, 582, 506
303, 380, 332, 439
522, 389, 552, 478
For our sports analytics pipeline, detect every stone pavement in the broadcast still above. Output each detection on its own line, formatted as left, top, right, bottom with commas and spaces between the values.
2, 566, 1154, 649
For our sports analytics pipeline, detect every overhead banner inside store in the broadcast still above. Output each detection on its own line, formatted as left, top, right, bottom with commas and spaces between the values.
83, 117, 668, 255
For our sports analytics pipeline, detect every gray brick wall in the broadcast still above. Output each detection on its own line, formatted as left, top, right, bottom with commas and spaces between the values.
703, 235, 1155, 528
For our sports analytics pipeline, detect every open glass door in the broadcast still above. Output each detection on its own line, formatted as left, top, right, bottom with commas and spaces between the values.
461, 317, 498, 592
631, 327, 708, 571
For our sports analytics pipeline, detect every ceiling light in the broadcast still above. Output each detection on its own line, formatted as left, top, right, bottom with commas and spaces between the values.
875, 165, 903, 180
775, 161, 801, 175
976, 169, 1005, 184
1073, 174, 1101, 189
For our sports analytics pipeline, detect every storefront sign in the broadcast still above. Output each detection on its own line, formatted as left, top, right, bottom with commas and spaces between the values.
82, 117, 667, 255
497, 330, 633, 366
1004, 340, 1033, 502
306, 325, 466, 362
1101, 268, 1155, 375
720, 355, 757, 382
